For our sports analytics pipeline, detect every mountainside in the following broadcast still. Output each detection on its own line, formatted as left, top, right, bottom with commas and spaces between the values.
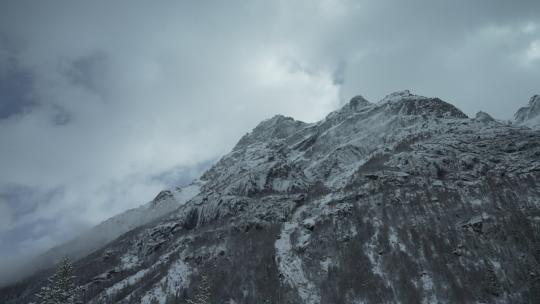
2, 91, 540, 304
37, 183, 202, 272
0, 182, 202, 288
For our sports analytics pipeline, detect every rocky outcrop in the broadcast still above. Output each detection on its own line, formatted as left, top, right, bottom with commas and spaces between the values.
475, 111, 496, 123
515, 94, 540, 128
380, 90, 468, 119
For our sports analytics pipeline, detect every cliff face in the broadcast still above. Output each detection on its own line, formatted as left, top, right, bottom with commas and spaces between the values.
2, 92, 540, 304
515, 94, 540, 129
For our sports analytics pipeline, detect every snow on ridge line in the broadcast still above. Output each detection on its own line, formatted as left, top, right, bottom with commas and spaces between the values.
32, 182, 202, 280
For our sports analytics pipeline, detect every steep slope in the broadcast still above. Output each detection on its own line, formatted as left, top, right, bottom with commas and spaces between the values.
43, 182, 202, 261
2, 91, 540, 304
3, 182, 201, 288
515, 94, 540, 129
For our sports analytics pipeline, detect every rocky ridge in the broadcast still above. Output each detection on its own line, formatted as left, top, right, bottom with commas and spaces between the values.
1, 91, 540, 304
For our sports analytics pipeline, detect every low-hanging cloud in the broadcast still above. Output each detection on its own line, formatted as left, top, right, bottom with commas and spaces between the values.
0, 0, 539, 285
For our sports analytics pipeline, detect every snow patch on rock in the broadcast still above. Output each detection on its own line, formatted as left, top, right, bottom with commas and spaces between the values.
275, 206, 320, 304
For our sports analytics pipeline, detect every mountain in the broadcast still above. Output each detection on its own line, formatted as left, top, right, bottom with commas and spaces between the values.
1, 91, 540, 304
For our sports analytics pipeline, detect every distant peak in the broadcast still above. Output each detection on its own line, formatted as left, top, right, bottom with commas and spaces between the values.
515, 94, 540, 123
265, 114, 293, 124
253, 115, 299, 132
380, 90, 414, 103
348, 95, 371, 110
324, 94, 374, 123
376, 90, 468, 119
234, 114, 305, 149
389, 89, 412, 96
475, 111, 495, 123
528, 94, 540, 107
151, 190, 174, 207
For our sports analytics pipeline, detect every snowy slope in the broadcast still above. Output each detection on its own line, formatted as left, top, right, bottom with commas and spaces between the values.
20, 182, 202, 284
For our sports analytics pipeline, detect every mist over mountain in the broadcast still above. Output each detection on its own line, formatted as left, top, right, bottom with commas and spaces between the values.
2, 2, 540, 293
1, 91, 539, 304
0, 183, 202, 287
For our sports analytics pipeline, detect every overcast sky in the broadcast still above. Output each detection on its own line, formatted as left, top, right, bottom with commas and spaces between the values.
0, 0, 539, 283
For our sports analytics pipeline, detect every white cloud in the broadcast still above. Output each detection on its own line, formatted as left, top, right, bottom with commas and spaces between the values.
522, 21, 538, 34
0, 1, 344, 265
525, 40, 540, 62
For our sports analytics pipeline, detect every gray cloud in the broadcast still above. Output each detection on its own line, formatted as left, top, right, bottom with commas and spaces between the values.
0, 48, 35, 119
64, 51, 109, 97
0, 0, 539, 285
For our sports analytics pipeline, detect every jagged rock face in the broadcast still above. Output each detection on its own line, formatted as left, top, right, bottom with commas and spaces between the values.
379, 90, 467, 119
347, 95, 371, 111
2, 92, 540, 304
475, 111, 496, 123
515, 95, 540, 128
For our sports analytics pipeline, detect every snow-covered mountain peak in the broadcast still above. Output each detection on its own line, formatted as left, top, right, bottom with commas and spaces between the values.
322, 95, 375, 125
150, 190, 174, 207
528, 94, 540, 107
475, 111, 495, 123
377, 91, 467, 119
379, 89, 414, 103
234, 114, 307, 150
515, 94, 540, 128
347, 95, 372, 110
259, 114, 296, 127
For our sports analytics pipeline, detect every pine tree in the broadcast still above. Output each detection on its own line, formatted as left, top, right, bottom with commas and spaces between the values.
36, 257, 80, 304
186, 275, 211, 304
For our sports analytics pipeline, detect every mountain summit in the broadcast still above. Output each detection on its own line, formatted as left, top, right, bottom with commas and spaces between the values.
515, 94, 540, 128
2, 91, 540, 304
